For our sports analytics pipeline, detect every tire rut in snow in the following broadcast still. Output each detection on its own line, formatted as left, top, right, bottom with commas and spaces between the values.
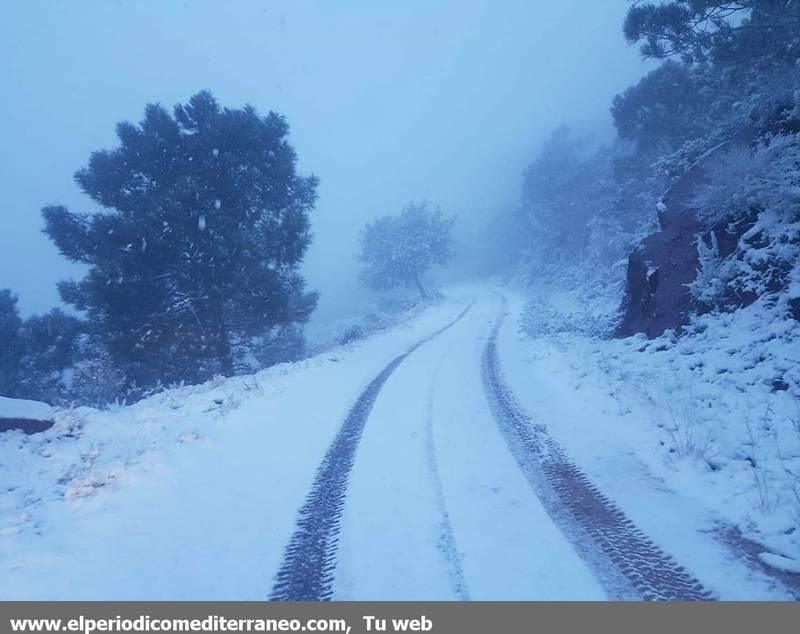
482, 296, 713, 601
715, 524, 800, 598
270, 301, 475, 601
424, 363, 470, 600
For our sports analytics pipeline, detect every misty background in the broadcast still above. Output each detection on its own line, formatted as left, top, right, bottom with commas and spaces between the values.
1, 0, 647, 326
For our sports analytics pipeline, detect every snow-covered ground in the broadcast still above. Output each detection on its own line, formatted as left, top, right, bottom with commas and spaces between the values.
0, 295, 471, 599
2, 284, 798, 599
505, 286, 800, 596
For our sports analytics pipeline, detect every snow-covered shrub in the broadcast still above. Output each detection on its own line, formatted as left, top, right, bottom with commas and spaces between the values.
307, 288, 435, 354
65, 348, 127, 409
374, 286, 429, 315
689, 231, 739, 308
789, 402, 800, 526
686, 133, 800, 312
520, 281, 623, 339
337, 325, 365, 346
654, 388, 716, 463
250, 324, 307, 369
692, 136, 800, 226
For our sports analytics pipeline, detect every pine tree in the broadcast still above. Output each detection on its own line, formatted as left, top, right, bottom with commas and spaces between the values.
624, 1, 800, 64
16, 309, 84, 402
44, 91, 319, 388
0, 289, 22, 397
611, 61, 710, 155
359, 202, 454, 298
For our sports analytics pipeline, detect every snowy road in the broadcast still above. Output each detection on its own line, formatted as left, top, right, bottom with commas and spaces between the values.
270, 291, 709, 600
3, 287, 794, 600
270, 301, 476, 600
322, 293, 604, 600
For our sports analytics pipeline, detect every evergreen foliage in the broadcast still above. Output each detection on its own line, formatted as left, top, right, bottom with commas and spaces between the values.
43, 91, 319, 390
0, 290, 22, 397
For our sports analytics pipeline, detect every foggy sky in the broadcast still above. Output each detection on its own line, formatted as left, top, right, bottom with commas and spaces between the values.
1, 0, 648, 325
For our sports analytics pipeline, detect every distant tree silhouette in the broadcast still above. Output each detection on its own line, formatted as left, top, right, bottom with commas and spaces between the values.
359, 203, 454, 298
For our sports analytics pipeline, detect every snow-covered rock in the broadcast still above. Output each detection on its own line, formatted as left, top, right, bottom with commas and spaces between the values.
0, 396, 55, 434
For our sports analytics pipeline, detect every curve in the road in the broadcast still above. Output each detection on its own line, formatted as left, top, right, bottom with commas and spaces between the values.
270, 301, 475, 601
482, 295, 713, 601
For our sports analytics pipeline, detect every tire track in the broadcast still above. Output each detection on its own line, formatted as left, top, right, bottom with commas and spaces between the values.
715, 524, 800, 599
270, 301, 474, 601
482, 295, 713, 601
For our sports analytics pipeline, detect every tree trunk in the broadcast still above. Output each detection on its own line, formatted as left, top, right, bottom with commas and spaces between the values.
210, 291, 234, 377
413, 271, 428, 299
216, 326, 234, 377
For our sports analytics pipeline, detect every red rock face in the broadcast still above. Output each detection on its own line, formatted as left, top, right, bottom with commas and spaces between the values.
617, 209, 702, 338
617, 169, 706, 338
617, 130, 757, 339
